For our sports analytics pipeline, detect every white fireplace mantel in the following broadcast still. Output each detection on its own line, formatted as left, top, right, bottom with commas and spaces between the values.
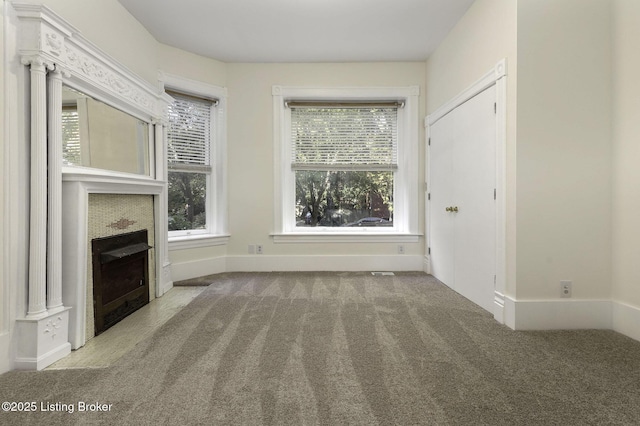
12, 2, 172, 367
62, 172, 165, 350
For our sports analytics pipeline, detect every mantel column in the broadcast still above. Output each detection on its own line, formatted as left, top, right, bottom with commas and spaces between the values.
154, 120, 173, 295
16, 57, 71, 370
47, 65, 64, 313
23, 57, 52, 319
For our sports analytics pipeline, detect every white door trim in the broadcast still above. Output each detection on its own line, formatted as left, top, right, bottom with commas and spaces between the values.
426, 59, 507, 324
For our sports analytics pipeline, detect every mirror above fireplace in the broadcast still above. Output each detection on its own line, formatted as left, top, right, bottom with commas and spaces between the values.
62, 86, 152, 176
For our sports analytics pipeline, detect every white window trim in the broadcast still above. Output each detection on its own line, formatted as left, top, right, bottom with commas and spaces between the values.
160, 73, 228, 249
272, 85, 420, 243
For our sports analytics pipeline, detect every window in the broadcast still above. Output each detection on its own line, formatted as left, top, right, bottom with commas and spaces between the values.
163, 75, 228, 246
167, 91, 212, 233
291, 104, 397, 227
273, 86, 420, 241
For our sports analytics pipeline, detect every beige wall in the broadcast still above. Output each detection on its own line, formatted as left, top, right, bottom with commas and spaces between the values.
425, 0, 517, 114
426, 0, 517, 295
612, 0, 640, 308
426, 0, 613, 303
158, 44, 227, 88
516, 0, 612, 300
225, 62, 426, 258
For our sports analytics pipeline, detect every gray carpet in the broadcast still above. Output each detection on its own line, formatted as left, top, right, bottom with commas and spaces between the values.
1, 272, 640, 425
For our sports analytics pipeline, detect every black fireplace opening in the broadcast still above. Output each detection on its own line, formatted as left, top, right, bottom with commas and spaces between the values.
91, 229, 152, 335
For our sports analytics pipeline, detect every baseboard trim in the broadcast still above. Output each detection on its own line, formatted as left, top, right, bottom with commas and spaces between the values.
503, 297, 612, 330
612, 300, 640, 342
14, 342, 71, 371
170, 257, 226, 282
162, 280, 174, 295
170, 254, 424, 280
493, 291, 505, 324
225, 254, 424, 273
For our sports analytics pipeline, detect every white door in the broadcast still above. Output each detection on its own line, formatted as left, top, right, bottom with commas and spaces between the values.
428, 109, 455, 288
429, 85, 496, 312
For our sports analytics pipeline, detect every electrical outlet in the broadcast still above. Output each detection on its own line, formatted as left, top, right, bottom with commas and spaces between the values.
560, 280, 572, 298
397, 245, 405, 254
256, 245, 263, 255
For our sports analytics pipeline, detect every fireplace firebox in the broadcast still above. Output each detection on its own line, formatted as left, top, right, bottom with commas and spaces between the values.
91, 230, 152, 334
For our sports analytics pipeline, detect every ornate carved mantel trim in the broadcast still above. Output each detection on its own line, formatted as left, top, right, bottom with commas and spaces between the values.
13, 2, 166, 122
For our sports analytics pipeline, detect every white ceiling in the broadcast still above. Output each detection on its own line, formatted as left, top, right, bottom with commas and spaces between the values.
117, 0, 476, 63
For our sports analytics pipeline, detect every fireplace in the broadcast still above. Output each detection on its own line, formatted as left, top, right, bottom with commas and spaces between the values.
91, 230, 151, 334
62, 179, 167, 349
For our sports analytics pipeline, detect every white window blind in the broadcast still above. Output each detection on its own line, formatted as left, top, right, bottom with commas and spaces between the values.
167, 91, 214, 172
290, 105, 398, 171
62, 108, 81, 165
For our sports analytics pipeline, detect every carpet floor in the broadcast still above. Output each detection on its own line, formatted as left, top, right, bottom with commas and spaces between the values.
1, 272, 640, 425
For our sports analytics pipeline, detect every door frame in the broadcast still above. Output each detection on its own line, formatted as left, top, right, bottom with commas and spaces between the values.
425, 59, 507, 324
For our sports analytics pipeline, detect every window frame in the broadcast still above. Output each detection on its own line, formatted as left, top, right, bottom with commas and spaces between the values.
272, 85, 420, 243
162, 73, 229, 249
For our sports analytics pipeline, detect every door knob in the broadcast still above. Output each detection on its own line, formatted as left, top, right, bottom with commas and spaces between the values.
452, 206, 459, 212
445, 207, 452, 212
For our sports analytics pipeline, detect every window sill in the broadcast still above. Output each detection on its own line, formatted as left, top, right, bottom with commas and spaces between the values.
271, 232, 421, 244
168, 233, 230, 250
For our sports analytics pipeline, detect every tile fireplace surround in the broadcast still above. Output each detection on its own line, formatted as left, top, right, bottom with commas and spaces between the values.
86, 194, 156, 342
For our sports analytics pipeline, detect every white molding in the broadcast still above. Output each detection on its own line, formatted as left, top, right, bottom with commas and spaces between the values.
493, 291, 505, 324
61, 181, 87, 350
427, 59, 506, 126
170, 255, 424, 281
162, 261, 173, 294
612, 301, 640, 342
171, 257, 227, 283
25, 57, 49, 319
169, 234, 230, 250
154, 122, 171, 297
503, 296, 612, 330
494, 59, 508, 302
226, 254, 424, 273
15, 308, 71, 370
47, 67, 64, 313
160, 72, 228, 100
12, 3, 165, 122
162, 281, 174, 294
